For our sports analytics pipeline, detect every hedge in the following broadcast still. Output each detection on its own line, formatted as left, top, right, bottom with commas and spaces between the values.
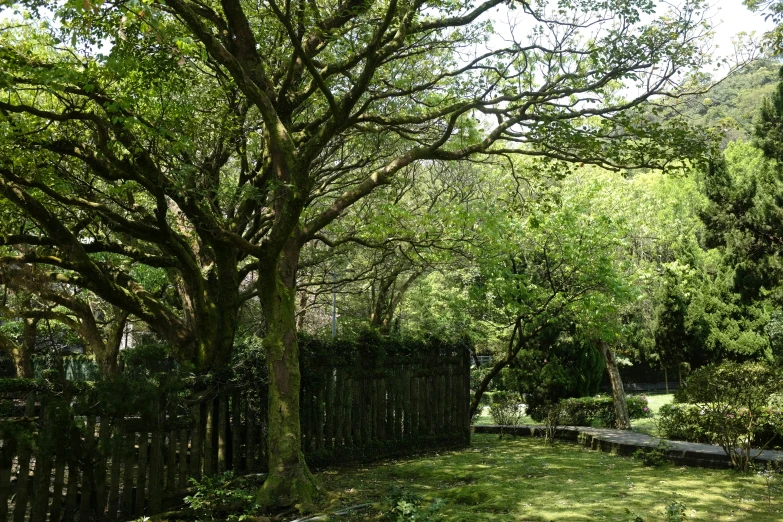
557, 395, 652, 427
658, 403, 783, 447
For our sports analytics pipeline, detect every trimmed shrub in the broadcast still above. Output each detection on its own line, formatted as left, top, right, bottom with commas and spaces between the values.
670, 361, 783, 471
488, 391, 524, 438
658, 403, 783, 447
556, 395, 652, 427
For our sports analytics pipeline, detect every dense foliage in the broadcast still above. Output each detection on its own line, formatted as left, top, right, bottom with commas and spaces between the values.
671, 361, 783, 470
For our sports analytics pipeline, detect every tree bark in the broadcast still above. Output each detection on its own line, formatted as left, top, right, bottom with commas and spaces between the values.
256, 241, 321, 511
598, 341, 630, 430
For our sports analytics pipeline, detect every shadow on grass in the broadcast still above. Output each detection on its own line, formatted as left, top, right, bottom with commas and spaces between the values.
315, 434, 783, 521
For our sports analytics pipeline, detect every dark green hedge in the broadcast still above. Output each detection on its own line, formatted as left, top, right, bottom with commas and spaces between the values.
555, 395, 652, 427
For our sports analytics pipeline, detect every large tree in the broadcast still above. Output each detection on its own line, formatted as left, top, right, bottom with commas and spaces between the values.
1, 0, 715, 508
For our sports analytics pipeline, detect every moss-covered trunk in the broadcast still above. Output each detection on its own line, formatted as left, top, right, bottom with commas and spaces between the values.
598, 341, 630, 430
256, 242, 320, 511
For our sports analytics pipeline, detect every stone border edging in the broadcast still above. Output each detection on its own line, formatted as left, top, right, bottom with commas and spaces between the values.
472, 424, 783, 469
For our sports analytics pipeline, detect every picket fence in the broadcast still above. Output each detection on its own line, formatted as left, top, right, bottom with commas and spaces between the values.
0, 350, 470, 521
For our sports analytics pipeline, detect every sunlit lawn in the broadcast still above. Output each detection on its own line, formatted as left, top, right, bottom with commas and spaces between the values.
315, 434, 783, 521
631, 393, 674, 437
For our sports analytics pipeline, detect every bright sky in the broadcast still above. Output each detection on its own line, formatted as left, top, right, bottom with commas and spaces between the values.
709, 0, 774, 59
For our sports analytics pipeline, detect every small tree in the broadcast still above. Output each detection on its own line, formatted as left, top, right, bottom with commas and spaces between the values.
677, 361, 783, 471
488, 391, 524, 439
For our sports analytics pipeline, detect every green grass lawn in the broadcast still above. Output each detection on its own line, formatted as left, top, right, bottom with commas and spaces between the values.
314, 434, 783, 521
631, 394, 674, 437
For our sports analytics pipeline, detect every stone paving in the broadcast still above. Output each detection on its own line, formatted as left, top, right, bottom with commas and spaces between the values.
473, 424, 783, 469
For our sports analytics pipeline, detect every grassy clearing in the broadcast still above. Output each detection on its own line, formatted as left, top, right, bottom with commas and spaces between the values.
632, 394, 674, 437
313, 434, 783, 521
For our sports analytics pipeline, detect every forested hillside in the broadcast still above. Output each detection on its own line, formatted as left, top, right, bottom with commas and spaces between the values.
669, 58, 781, 142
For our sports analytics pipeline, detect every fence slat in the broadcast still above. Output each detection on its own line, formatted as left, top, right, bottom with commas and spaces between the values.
314, 383, 324, 452
30, 397, 52, 522
0, 438, 15, 522
79, 416, 97, 522
166, 430, 177, 492
333, 369, 344, 448
13, 392, 36, 522
48, 456, 66, 522
178, 429, 189, 490
204, 398, 215, 476
244, 396, 255, 472
134, 431, 148, 516
231, 390, 242, 472
95, 417, 111, 513
190, 404, 203, 479
120, 432, 135, 517
63, 462, 79, 522
106, 422, 123, 521
325, 369, 335, 449
148, 407, 164, 513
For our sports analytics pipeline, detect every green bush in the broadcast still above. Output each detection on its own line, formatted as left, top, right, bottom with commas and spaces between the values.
671, 361, 783, 471
658, 402, 783, 446
488, 391, 524, 438
383, 487, 444, 522
184, 472, 258, 522
657, 403, 712, 443
554, 395, 652, 427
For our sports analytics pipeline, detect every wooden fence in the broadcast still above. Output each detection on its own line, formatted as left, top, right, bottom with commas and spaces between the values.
0, 350, 470, 521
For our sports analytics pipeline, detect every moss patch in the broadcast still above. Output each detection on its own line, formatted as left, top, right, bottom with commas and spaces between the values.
305, 434, 783, 521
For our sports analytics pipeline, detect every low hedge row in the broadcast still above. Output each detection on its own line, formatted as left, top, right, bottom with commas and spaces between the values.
657, 403, 783, 447
557, 395, 652, 427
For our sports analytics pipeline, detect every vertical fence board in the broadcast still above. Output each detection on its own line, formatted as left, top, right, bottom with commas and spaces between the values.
63, 462, 79, 522
190, 404, 203, 479
120, 432, 135, 517
30, 443, 52, 522
325, 369, 335, 449
333, 370, 344, 448
0, 438, 14, 522
394, 368, 403, 440
345, 377, 354, 447
178, 429, 189, 490
231, 390, 242, 472
95, 418, 111, 514
166, 430, 177, 492
13, 393, 36, 522
148, 408, 164, 513
106, 422, 123, 521
49, 456, 66, 522
314, 384, 324, 452
79, 416, 97, 522
30, 394, 51, 522
134, 431, 148, 517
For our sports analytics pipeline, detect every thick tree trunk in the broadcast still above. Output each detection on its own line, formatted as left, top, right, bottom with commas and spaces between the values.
598, 341, 630, 430
256, 242, 321, 511
94, 310, 129, 378
1, 319, 37, 378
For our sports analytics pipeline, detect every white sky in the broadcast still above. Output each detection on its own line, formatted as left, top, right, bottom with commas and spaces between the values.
709, 0, 774, 58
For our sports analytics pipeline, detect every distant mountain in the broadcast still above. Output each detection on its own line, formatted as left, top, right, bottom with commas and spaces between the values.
668, 58, 781, 144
